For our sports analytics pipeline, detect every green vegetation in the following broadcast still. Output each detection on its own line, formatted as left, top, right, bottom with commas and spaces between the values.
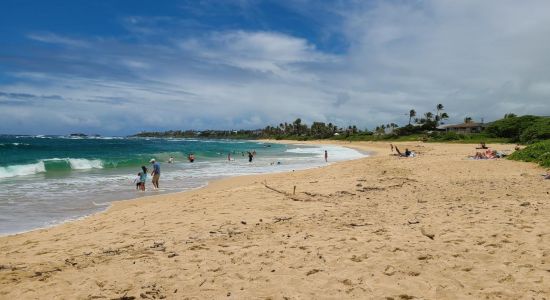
133, 109, 548, 151
132, 129, 261, 139
485, 115, 550, 143
508, 140, 550, 167
427, 132, 511, 144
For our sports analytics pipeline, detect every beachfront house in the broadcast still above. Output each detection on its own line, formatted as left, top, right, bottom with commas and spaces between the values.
440, 122, 485, 134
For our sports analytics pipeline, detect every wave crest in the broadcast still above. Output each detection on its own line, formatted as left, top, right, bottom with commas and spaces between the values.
0, 162, 46, 179
0, 158, 103, 179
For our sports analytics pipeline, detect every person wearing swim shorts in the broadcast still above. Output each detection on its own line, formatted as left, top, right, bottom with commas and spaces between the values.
150, 159, 160, 189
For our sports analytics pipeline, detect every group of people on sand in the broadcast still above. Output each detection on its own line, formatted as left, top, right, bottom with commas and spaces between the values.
134, 159, 161, 192
470, 143, 508, 160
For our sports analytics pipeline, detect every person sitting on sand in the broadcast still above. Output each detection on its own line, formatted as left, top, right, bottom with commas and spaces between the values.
394, 146, 405, 157
485, 149, 496, 159
470, 152, 489, 159
394, 146, 415, 157
476, 142, 488, 149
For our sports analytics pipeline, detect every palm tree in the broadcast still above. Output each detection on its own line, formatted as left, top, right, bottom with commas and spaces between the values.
425, 112, 434, 121
435, 104, 444, 126
464, 117, 473, 123
328, 122, 334, 134
408, 109, 416, 125
293, 118, 302, 135
440, 112, 449, 125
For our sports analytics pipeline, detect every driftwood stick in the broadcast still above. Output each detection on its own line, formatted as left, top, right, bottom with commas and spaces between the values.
263, 182, 306, 201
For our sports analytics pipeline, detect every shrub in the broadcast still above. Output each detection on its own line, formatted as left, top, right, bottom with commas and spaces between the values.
431, 132, 462, 141
395, 125, 424, 136
485, 115, 549, 143
508, 140, 550, 167
519, 117, 550, 143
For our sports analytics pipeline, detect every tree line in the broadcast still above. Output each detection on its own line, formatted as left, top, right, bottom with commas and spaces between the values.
133, 104, 548, 144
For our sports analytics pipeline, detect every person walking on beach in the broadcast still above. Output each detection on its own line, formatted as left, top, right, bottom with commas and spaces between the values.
139, 166, 148, 191
324, 150, 328, 162
150, 159, 160, 189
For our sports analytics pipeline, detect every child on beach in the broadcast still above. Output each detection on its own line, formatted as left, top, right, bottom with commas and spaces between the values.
134, 173, 141, 190
139, 166, 147, 191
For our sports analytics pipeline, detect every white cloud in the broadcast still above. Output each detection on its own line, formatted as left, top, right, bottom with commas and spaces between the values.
180, 30, 336, 78
27, 32, 90, 48
2, 1, 550, 135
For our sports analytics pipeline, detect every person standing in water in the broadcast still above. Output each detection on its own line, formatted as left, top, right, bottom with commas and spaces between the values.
248, 151, 253, 162
150, 159, 160, 189
139, 166, 148, 191
228, 152, 231, 161
324, 150, 328, 162
188, 153, 195, 162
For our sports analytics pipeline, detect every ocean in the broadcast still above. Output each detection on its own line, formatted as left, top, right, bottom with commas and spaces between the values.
0, 135, 365, 236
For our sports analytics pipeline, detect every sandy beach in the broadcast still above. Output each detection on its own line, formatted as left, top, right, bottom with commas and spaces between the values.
1, 141, 549, 299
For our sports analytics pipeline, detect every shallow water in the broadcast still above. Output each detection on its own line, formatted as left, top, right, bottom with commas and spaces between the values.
0, 136, 365, 235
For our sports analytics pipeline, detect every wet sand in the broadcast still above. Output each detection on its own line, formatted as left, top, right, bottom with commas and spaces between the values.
1, 141, 549, 299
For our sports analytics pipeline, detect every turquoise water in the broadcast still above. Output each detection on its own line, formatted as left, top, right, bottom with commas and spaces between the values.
0, 135, 365, 235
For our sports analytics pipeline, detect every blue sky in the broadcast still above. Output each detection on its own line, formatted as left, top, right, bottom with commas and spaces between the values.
1, 0, 549, 135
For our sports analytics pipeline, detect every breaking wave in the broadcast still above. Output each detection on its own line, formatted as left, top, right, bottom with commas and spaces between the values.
0, 158, 104, 179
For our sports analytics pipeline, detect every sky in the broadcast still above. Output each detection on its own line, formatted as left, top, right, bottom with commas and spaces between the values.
1, 0, 549, 135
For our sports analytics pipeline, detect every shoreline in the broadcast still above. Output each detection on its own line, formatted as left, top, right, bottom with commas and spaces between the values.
1, 141, 365, 238
1, 141, 548, 299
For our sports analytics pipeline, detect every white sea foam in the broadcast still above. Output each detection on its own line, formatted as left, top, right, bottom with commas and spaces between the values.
0, 158, 104, 179
0, 161, 46, 178
0, 143, 366, 236
286, 147, 324, 156
286, 144, 365, 160
67, 158, 103, 170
